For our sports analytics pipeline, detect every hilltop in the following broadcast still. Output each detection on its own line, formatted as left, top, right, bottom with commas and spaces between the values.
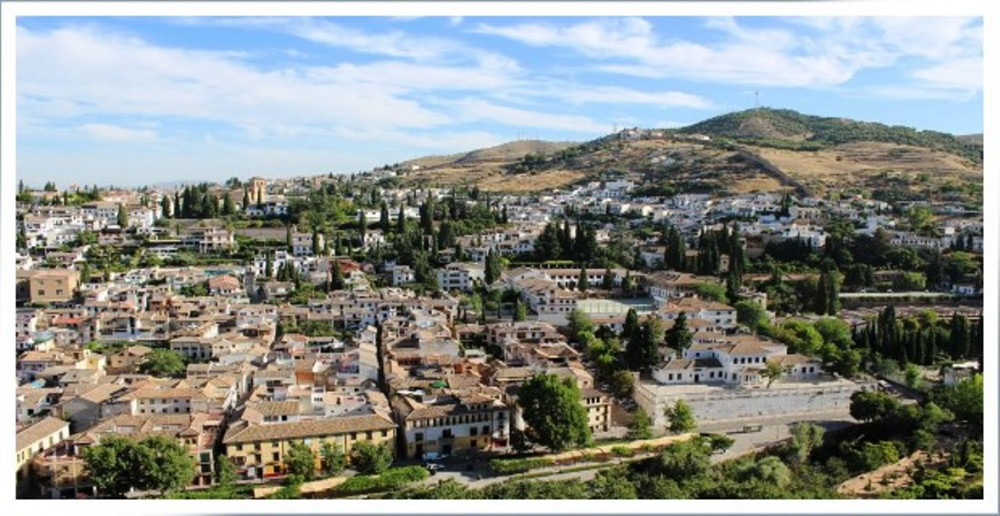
391, 109, 981, 204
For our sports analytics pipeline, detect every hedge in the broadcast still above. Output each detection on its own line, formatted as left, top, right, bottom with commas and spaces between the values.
332, 466, 429, 496
489, 457, 555, 475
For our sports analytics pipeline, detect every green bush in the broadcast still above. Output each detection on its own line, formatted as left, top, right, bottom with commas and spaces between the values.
611, 446, 635, 457
489, 457, 555, 475
332, 466, 429, 496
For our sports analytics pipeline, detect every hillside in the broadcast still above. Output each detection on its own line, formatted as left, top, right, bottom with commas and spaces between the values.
391, 109, 981, 204
677, 108, 982, 164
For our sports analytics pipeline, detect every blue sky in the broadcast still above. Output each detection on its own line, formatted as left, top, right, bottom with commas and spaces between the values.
16, 16, 983, 187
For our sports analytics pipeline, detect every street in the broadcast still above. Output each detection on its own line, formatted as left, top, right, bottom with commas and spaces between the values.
414, 409, 859, 491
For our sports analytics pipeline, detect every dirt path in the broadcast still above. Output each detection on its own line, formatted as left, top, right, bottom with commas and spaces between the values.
836, 450, 948, 498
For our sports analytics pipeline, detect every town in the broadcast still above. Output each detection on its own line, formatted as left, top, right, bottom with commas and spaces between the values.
14, 125, 984, 500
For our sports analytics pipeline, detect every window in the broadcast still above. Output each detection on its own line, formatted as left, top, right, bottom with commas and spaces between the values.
415, 433, 423, 442
272, 452, 279, 461
381, 429, 388, 437
470, 427, 478, 436
38, 290, 45, 296
350, 432, 357, 440
483, 425, 490, 435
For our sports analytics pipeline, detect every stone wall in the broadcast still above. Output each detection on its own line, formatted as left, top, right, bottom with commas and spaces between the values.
635, 378, 871, 427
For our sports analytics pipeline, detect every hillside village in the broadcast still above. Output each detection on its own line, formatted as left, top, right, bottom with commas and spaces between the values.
14, 113, 985, 500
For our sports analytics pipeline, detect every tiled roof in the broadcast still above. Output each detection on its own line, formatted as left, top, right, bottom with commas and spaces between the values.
223, 414, 394, 444
16, 416, 69, 451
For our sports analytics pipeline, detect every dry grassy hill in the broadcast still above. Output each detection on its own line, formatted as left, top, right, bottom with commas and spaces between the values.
388, 109, 982, 203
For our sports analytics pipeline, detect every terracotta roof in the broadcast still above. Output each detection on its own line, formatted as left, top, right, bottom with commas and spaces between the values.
249, 400, 301, 416
16, 416, 69, 451
223, 414, 395, 444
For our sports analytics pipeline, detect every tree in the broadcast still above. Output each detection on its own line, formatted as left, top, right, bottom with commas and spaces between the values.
788, 422, 824, 464
138, 349, 186, 377
330, 261, 346, 290
849, 390, 900, 423
589, 468, 638, 499
735, 300, 769, 332
116, 204, 129, 228
284, 441, 317, 480
222, 193, 235, 216
577, 268, 589, 292
948, 313, 971, 359
626, 407, 653, 440
694, 282, 727, 303
904, 363, 923, 389
379, 201, 391, 233
513, 299, 527, 322
566, 309, 594, 343
932, 374, 983, 426
517, 373, 591, 452
319, 442, 346, 476
396, 204, 406, 234
350, 441, 393, 475
601, 268, 615, 290
608, 369, 635, 399
625, 319, 661, 371
142, 435, 197, 495
82, 435, 195, 498
664, 400, 696, 434
622, 308, 640, 342
81, 436, 148, 498
215, 455, 238, 491
761, 360, 786, 388
664, 312, 693, 355
665, 225, 686, 271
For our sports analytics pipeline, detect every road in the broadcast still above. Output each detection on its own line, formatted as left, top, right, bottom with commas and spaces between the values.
415, 409, 858, 491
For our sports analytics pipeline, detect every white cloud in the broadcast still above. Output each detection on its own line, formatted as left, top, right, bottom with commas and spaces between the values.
452, 99, 607, 134
525, 85, 712, 109
476, 16, 983, 95
80, 123, 158, 142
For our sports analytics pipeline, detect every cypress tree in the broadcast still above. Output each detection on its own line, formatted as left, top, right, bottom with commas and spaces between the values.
622, 308, 639, 342
396, 204, 406, 234
577, 268, 589, 292
380, 201, 390, 233
814, 271, 829, 315
949, 313, 970, 359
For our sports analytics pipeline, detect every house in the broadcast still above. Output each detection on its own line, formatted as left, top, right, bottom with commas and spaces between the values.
222, 413, 397, 481
16, 416, 71, 492
29, 269, 80, 304
32, 413, 223, 498
635, 333, 862, 426
581, 388, 613, 434
208, 274, 244, 296
643, 271, 708, 306
393, 391, 511, 459
436, 262, 485, 293
106, 345, 153, 375
390, 265, 415, 286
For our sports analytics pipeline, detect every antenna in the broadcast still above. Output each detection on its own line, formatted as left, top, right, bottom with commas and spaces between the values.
754, 91, 760, 110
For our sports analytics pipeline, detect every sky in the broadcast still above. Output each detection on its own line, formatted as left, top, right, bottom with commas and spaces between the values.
15, 16, 983, 188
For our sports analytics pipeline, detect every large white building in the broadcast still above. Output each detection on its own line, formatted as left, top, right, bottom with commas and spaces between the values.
436, 262, 485, 292
635, 333, 866, 426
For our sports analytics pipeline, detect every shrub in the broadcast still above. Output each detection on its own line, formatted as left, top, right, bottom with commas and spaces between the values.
489, 457, 555, 475
333, 466, 429, 496
611, 446, 635, 457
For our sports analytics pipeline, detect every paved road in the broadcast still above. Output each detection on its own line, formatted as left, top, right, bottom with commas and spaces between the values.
414, 409, 858, 491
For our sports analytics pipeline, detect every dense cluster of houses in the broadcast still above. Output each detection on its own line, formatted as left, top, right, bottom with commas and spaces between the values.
14, 173, 982, 497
